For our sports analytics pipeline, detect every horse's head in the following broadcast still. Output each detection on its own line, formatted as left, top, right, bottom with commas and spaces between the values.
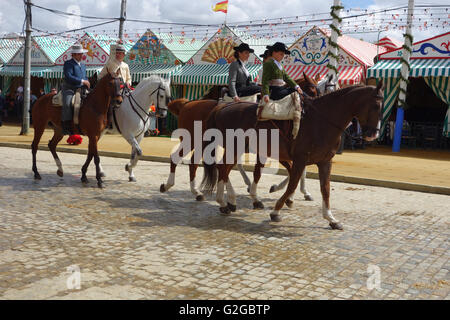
356, 80, 384, 141
153, 77, 171, 118
317, 74, 338, 95
297, 72, 319, 98
105, 72, 123, 108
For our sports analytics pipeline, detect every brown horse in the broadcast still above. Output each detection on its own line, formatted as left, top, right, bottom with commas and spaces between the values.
31, 73, 123, 188
200, 82, 384, 230
159, 73, 322, 202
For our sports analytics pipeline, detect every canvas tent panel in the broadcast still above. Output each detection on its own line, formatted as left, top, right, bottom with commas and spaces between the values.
367, 59, 450, 78
284, 64, 364, 85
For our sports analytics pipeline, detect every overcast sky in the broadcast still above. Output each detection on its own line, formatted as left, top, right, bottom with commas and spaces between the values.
0, 0, 448, 43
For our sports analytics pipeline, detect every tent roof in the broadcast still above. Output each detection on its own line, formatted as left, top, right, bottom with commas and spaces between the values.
0, 38, 23, 64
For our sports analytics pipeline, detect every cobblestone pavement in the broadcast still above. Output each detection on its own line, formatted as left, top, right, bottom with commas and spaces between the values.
0, 146, 449, 300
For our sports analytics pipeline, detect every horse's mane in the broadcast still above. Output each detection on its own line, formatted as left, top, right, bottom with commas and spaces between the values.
304, 84, 368, 108
134, 75, 169, 92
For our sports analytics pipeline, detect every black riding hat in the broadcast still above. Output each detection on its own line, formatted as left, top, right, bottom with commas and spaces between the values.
267, 42, 290, 55
233, 42, 254, 53
259, 49, 270, 59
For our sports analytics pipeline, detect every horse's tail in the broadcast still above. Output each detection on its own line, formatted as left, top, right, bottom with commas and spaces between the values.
200, 104, 225, 195
167, 98, 189, 116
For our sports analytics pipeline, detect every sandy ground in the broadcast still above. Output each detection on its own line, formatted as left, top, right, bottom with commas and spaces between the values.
0, 124, 449, 189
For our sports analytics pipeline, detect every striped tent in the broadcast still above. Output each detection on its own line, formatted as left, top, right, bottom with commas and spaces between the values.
171, 64, 261, 85
285, 64, 364, 86
367, 59, 450, 78
129, 64, 181, 82
42, 65, 102, 79
0, 65, 51, 77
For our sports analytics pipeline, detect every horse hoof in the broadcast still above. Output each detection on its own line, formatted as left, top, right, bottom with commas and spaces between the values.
304, 194, 314, 201
125, 164, 129, 172
330, 222, 344, 230
34, 173, 42, 180
97, 182, 104, 188
219, 206, 231, 215
160, 184, 166, 193
269, 185, 276, 193
196, 195, 205, 201
247, 187, 250, 193
129, 177, 136, 182
270, 213, 282, 222
285, 199, 294, 208
81, 177, 89, 184
253, 201, 264, 209
227, 202, 236, 212
100, 172, 106, 178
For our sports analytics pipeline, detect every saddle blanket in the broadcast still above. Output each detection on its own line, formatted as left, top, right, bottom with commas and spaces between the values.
222, 93, 258, 103
257, 92, 302, 139
52, 90, 83, 125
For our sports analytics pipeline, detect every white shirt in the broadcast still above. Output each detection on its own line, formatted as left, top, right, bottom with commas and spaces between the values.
239, 59, 250, 77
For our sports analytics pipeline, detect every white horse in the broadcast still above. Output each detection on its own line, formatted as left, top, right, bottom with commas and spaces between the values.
104, 75, 171, 181
235, 74, 339, 207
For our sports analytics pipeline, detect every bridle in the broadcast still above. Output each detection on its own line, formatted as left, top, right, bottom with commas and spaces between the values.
119, 80, 171, 138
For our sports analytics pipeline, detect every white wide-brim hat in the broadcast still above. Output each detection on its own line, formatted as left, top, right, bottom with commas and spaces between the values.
71, 44, 88, 54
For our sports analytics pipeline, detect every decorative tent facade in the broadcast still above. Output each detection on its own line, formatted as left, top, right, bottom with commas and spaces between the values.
367, 31, 450, 138
172, 25, 264, 100
282, 26, 386, 86
375, 36, 403, 52
0, 36, 72, 94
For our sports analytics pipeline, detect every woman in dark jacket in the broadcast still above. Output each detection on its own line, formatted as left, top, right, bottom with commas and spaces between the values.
228, 43, 261, 102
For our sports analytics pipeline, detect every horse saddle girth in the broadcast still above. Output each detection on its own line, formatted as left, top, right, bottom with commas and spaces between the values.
52, 88, 85, 125
256, 92, 302, 139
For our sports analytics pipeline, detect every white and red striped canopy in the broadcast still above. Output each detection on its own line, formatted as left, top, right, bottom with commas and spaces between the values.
284, 64, 364, 86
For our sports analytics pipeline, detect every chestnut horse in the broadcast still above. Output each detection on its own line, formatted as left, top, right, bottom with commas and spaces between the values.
160, 73, 323, 203
200, 82, 384, 230
31, 73, 123, 188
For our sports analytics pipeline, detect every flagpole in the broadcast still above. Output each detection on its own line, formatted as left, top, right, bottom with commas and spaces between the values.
224, 0, 229, 26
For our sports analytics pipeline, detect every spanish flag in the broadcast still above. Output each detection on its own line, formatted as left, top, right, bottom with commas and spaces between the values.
212, 0, 228, 13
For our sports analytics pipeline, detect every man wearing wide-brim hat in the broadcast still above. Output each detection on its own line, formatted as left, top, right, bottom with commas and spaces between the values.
228, 43, 261, 102
98, 43, 132, 87
261, 42, 303, 102
62, 44, 90, 135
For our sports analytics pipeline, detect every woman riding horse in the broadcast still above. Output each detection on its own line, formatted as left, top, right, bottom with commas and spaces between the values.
262, 42, 303, 102
228, 43, 261, 102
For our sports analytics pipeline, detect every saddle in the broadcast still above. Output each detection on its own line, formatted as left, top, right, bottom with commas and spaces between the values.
256, 92, 302, 139
52, 88, 88, 125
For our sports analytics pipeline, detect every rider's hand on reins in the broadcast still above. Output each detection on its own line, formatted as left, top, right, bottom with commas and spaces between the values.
233, 96, 241, 102
82, 80, 90, 89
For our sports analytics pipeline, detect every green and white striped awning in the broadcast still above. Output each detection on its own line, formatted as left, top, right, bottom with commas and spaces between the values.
0, 65, 51, 77
42, 66, 102, 79
129, 64, 181, 82
367, 59, 450, 78
171, 64, 262, 85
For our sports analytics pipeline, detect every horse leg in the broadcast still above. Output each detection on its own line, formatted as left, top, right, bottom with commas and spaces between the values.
225, 164, 236, 212
126, 147, 139, 182
126, 134, 144, 182
216, 164, 231, 215
189, 150, 204, 201
81, 140, 94, 184
250, 157, 265, 210
300, 168, 313, 201
48, 126, 64, 177
278, 161, 295, 208
237, 163, 252, 193
270, 161, 305, 222
31, 123, 45, 180
91, 137, 104, 188
318, 161, 343, 230
160, 142, 184, 193
98, 130, 106, 178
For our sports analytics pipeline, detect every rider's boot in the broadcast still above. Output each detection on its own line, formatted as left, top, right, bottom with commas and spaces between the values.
61, 120, 73, 136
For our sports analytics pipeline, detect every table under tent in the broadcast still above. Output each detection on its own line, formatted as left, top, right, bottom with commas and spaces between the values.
367, 31, 450, 150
